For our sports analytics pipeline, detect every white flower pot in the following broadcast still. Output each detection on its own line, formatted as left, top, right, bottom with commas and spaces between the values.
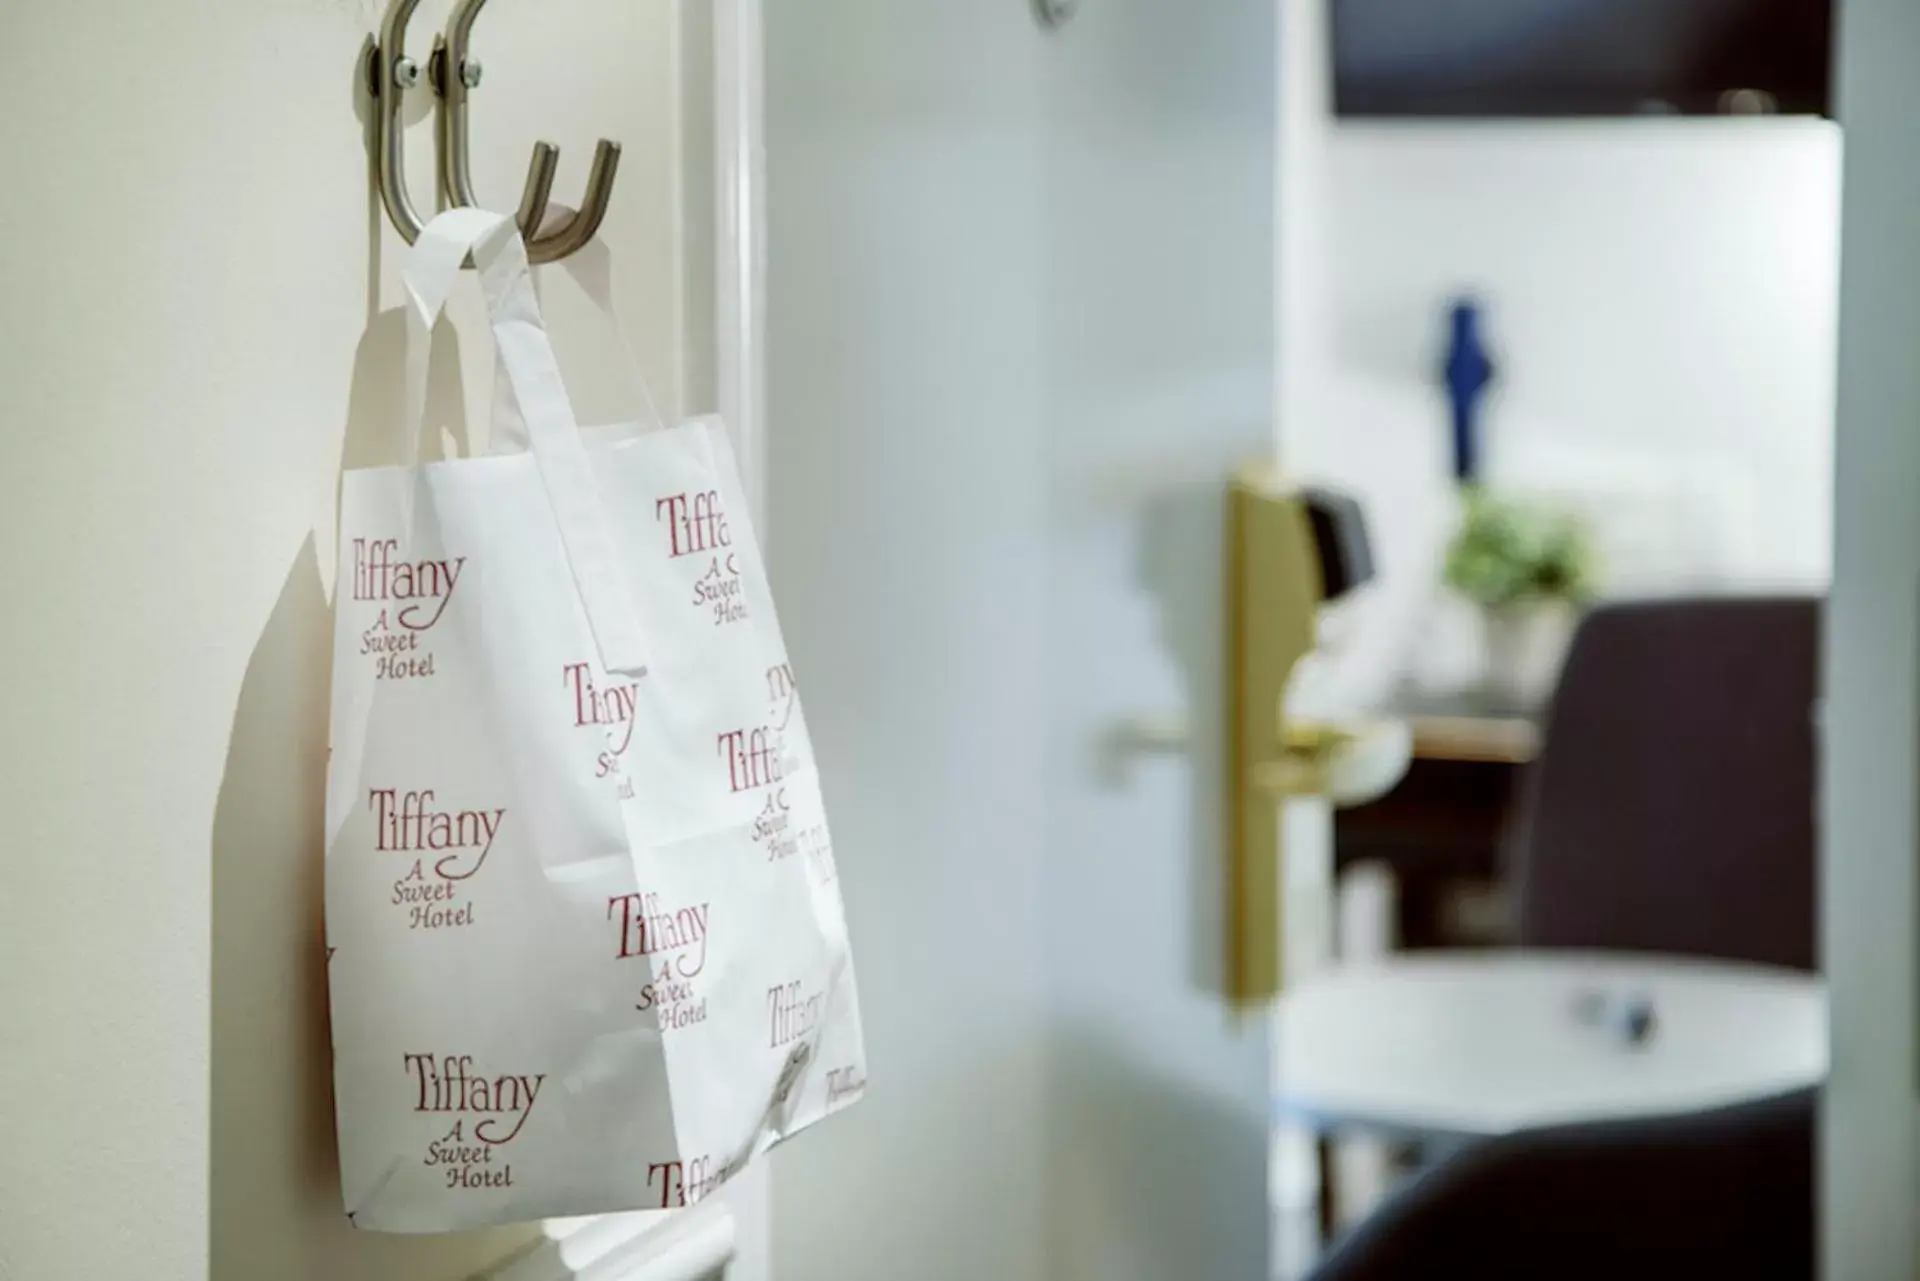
1480, 600, 1577, 709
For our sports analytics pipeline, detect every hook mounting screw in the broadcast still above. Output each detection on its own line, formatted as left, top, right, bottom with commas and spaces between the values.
366, 0, 617, 261
436, 0, 621, 263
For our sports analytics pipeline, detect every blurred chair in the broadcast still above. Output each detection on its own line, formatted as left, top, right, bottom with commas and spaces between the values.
1305, 1089, 1815, 1281
1509, 597, 1820, 972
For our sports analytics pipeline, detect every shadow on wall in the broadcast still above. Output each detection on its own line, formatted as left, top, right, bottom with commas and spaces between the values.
206, 308, 532, 1280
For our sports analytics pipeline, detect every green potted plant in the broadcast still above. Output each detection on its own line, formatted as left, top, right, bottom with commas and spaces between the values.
1443, 489, 1598, 705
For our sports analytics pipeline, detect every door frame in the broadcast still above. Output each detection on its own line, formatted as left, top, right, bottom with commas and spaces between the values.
714, 0, 768, 526
1823, 0, 1920, 1275
708, 0, 773, 1276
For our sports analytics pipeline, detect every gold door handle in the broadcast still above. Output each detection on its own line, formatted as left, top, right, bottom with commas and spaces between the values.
1224, 465, 1324, 1007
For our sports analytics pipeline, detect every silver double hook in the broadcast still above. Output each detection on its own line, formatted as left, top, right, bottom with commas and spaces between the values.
367, 0, 622, 265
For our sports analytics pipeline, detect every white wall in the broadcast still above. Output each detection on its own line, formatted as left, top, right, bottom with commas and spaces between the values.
1823, 0, 1920, 1272
0, 4, 712, 1278
1280, 112, 1841, 703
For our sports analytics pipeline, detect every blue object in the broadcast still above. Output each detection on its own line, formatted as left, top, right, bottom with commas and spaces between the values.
1442, 299, 1495, 485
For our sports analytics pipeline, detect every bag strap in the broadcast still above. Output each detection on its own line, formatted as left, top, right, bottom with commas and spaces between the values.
401, 209, 650, 678
487, 231, 670, 454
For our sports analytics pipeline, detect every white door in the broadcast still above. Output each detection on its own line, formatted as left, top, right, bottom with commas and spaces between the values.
1040, 5, 1283, 1278
0, 3, 768, 1280
763, 1, 1280, 1278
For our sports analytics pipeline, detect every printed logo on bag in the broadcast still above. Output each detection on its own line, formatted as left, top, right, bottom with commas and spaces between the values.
767, 979, 827, 1050
646, 1153, 749, 1209
751, 791, 793, 853
717, 723, 787, 795
744, 668, 835, 882
657, 489, 748, 628
564, 662, 641, 798
404, 1053, 544, 1191
352, 538, 465, 680
751, 789, 835, 885
826, 1064, 868, 1108
371, 788, 504, 930
608, 890, 711, 1030
766, 663, 798, 731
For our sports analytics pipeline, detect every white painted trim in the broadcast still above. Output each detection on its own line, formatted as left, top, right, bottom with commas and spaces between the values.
705, 5, 772, 1278
475, 4, 766, 1276
480, 1206, 741, 1275
713, 0, 768, 524
482, 1205, 737, 1281
1823, 0, 1920, 1271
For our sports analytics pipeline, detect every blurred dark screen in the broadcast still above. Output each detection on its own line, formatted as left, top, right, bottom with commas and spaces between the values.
1333, 0, 1832, 117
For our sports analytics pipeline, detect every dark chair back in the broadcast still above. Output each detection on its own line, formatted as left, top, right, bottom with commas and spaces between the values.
1512, 597, 1819, 972
1306, 1089, 1815, 1281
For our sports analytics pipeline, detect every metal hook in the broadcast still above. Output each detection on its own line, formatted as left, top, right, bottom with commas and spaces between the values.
435, 0, 622, 264
367, 0, 430, 246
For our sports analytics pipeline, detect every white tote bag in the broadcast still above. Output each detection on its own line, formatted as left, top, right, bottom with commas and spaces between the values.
325, 209, 866, 1234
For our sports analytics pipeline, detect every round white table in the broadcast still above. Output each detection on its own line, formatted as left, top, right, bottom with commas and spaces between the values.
1273, 951, 1827, 1138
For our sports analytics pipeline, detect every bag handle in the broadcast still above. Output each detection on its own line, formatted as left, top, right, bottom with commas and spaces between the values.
402, 208, 649, 677
487, 231, 671, 454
